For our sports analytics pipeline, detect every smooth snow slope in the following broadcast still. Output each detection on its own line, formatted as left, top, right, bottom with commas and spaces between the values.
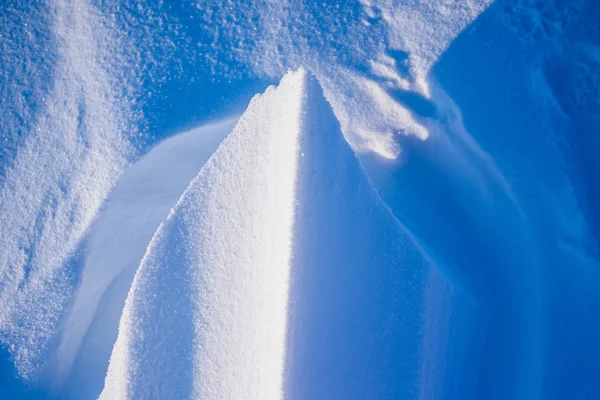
428, 1, 600, 398
48, 118, 236, 399
100, 71, 305, 400
285, 72, 430, 399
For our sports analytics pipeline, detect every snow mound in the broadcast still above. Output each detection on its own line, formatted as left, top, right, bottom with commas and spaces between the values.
0, 0, 136, 379
100, 69, 431, 399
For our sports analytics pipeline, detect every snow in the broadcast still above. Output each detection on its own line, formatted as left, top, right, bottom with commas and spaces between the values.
284, 72, 430, 399
100, 70, 305, 399
0, 0, 135, 380
1, 1, 599, 399
48, 118, 236, 398
182, 0, 491, 158
100, 69, 434, 399
427, 2, 600, 397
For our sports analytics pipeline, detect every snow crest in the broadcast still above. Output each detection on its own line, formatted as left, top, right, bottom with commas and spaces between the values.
50, 119, 236, 398
100, 70, 305, 399
100, 69, 432, 399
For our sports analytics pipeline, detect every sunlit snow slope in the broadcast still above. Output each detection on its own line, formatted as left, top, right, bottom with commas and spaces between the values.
100, 69, 433, 400
100, 71, 304, 399
49, 119, 236, 399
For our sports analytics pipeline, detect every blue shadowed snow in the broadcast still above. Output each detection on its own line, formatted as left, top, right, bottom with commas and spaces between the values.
0, 0, 598, 399
429, 1, 600, 398
285, 74, 429, 399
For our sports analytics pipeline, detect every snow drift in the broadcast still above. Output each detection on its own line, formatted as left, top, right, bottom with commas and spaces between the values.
284, 71, 430, 399
50, 118, 236, 398
1, 1, 598, 399
100, 69, 432, 399
100, 70, 304, 399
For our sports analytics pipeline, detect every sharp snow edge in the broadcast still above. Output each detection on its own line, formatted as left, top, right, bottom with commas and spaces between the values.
99, 70, 304, 400
100, 69, 431, 399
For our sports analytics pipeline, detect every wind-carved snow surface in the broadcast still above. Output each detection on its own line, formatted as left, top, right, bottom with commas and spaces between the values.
187, 0, 492, 159
100, 69, 432, 399
0, 0, 135, 379
100, 71, 304, 399
359, 0, 494, 95
1, 1, 598, 399
48, 119, 236, 398
284, 72, 430, 399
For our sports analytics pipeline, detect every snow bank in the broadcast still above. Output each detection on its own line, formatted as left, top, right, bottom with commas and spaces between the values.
2, 1, 597, 399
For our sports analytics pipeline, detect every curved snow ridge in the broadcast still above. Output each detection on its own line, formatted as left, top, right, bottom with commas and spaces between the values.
100, 70, 306, 399
49, 118, 236, 397
100, 69, 432, 399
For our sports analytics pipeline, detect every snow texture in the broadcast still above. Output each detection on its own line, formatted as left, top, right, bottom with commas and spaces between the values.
100, 70, 305, 399
49, 118, 236, 398
100, 69, 433, 400
0, 0, 136, 379
1, 1, 599, 399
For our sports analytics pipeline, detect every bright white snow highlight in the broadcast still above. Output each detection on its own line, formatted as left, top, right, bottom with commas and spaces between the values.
100, 68, 435, 400
100, 70, 307, 399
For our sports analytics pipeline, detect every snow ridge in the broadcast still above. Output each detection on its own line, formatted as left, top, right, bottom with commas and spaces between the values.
285, 72, 430, 399
100, 70, 306, 399
50, 119, 236, 398
100, 68, 434, 400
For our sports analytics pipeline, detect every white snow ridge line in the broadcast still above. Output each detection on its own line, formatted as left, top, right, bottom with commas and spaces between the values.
52, 118, 237, 397
101, 69, 429, 399
100, 69, 305, 400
